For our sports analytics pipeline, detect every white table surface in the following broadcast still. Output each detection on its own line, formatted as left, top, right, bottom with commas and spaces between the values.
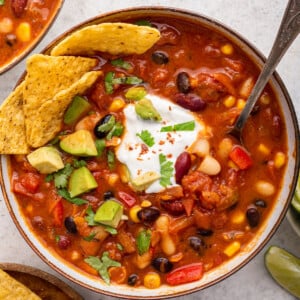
1, 0, 300, 299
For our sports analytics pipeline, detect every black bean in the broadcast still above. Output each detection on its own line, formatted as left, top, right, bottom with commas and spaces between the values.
174, 93, 207, 111
152, 257, 173, 273
64, 216, 77, 234
196, 228, 213, 237
94, 114, 115, 138
246, 207, 260, 227
188, 236, 205, 251
137, 207, 160, 223
103, 191, 114, 201
254, 198, 267, 208
151, 51, 169, 64
176, 72, 191, 94
128, 274, 139, 286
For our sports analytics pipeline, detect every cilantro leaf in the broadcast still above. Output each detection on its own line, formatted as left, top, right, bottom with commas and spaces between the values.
136, 229, 151, 255
57, 188, 88, 205
160, 120, 195, 132
111, 58, 132, 70
159, 153, 174, 187
84, 252, 121, 284
135, 20, 152, 27
104, 226, 118, 235
95, 139, 106, 156
53, 163, 74, 189
83, 233, 96, 241
107, 150, 115, 170
106, 122, 124, 140
116, 243, 123, 251
85, 205, 98, 226
105, 72, 115, 94
73, 159, 87, 168
136, 130, 155, 147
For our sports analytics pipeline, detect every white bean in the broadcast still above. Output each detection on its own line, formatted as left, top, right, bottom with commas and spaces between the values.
217, 138, 233, 159
198, 155, 221, 175
255, 180, 275, 196
189, 138, 210, 157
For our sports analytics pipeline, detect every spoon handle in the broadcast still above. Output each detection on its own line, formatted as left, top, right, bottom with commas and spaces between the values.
233, 0, 300, 133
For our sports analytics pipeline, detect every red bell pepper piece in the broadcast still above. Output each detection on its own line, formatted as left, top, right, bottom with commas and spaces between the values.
229, 145, 253, 170
166, 263, 204, 286
52, 200, 64, 227
117, 191, 137, 208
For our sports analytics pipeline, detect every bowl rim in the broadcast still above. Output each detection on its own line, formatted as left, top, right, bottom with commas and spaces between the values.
1, 5, 300, 299
0, 0, 65, 75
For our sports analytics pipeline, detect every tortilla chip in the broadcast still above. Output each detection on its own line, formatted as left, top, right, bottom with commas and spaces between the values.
0, 82, 29, 154
0, 268, 41, 300
27, 70, 102, 148
50, 23, 161, 56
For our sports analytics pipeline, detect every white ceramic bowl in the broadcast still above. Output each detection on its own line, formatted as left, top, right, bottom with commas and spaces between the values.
1, 7, 299, 299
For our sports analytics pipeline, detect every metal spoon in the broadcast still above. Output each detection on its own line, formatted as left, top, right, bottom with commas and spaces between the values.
229, 0, 300, 143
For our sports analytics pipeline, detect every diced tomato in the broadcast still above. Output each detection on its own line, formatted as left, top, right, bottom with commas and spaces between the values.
52, 200, 64, 227
20, 172, 41, 193
166, 263, 204, 286
229, 145, 253, 170
117, 191, 137, 208
182, 197, 194, 216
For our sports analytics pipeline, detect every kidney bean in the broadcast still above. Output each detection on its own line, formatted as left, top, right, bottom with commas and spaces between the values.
174, 93, 206, 111
11, 0, 28, 18
271, 115, 282, 137
31, 216, 45, 231
160, 199, 185, 216
246, 207, 260, 227
176, 72, 191, 94
175, 152, 191, 184
57, 235, 71, 250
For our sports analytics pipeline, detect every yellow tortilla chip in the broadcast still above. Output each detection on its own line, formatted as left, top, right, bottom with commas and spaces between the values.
0, 268, 41, 300
50, 22, 161, 56
28, 70, 102, 148
22, 54, 99, 148
0, 82, 29, 154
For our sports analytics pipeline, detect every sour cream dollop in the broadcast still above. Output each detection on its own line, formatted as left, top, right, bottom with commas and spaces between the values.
116, 94, 206, 193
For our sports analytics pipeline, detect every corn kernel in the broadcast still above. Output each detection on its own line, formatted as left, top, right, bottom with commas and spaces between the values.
109, 98, 126, 112
141, 200, 152, 208
223, 241, 241, 257
231, 210, 245, 224
70, 250, 81, 261
0, 17, 13, 33
221, 43, 234, 55
258, 143, 271, 156
143, 272, 161, 289
129, 205, 142, 223
26, 204, 33, 214
260, 93, 271, 105
107, 173, 119, 186
223, 95, 236, 107
236, 98, 246, 110
228, 160, 239, 170
169, 252, 184, 263
16, 22, 31, 42
274, 152, 286, 169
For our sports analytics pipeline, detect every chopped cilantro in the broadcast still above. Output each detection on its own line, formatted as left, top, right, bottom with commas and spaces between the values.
159, 153, 174, 187
54, 163, 73, 188
106, 122, 124, 140
104, 71, 115, 94
116, 243, 123, 251
85, 205, 97, 226
55, 235, 60, 243
83, 233, 96, 241
96, 115, 116, 134
107, 150, 115, 170
160, 120, 195, 132
136, 130, 155, 147
95, 139, 106, 156
104, 226, 118, 235
135, 20, 152, 27
57, 188, 88, 205
73, 159, 87, 168
136, 229, 151, 255
111, 58, 132, 70
84, 252, 121, 284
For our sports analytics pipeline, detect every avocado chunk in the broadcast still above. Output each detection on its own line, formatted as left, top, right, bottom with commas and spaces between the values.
131, 171, 160, 191
60, 130, 98, 156
94, 199, 123, 228
27, 146, 64, 174
135, 98, 162, 121
125, 86, 147, 101
64, 95, 92, 126
68, 166, 98, 197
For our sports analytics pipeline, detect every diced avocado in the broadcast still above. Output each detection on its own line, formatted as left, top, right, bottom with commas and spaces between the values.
135, 98, 162, 121
125, 86, 147, 101
94, 199, 123, 228
68, 166, 98, 197
60, 130, 98, 156
27, 146, 64, 174
131, 171, 160, 191
64, 95, 92, 125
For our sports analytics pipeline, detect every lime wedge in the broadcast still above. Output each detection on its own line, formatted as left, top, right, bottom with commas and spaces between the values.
291, 172, 300, 213
265, 246, 300, 298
